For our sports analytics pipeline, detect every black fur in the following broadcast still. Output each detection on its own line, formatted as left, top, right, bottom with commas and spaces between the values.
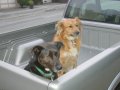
24, 42, 63, 80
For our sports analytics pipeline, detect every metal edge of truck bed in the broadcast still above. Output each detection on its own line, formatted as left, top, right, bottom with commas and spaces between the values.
48, 43, 120, 90
0, 60, 51, 90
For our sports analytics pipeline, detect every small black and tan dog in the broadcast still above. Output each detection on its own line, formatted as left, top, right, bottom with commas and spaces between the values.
24, 42, 63, 80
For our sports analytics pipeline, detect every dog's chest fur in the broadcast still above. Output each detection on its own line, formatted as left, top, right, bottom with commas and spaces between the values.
64, 47, 78, 57
62, 39, 79, 57
60, 46, 78, 72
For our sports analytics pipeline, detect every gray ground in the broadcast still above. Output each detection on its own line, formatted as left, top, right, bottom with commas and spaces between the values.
0, 3, 66, 34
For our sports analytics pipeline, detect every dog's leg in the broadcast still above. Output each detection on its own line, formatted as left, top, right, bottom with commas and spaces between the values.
57, 71, 65, 77
75, 38, 81, 51
73, 59, 77, 68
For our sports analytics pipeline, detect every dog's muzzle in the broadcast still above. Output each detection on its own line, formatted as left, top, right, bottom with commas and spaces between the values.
56, 65, 62, 71
54, 64, 62, 73
70, 31, 80, 37
74, 31, 80, 36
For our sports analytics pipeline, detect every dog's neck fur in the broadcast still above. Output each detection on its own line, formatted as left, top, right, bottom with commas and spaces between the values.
60, 39, 78, 57
55, 33, 78, 48
62, 39, 77, 49
54, 34, 80, 57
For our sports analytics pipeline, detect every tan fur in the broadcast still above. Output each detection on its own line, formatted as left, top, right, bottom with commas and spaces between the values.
53, 17, 82, 77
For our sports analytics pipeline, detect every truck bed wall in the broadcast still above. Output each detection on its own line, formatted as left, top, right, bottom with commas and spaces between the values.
0, 21, 120, 90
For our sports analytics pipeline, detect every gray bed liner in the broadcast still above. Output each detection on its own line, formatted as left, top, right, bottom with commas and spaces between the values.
0, 22, 120, 90
0, 22, 102, 66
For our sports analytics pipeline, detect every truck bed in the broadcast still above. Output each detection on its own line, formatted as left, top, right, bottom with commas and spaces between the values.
0, 22, 120, 90
0, 22, 102, 67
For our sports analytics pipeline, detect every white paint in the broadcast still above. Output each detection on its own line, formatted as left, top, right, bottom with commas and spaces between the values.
0, 0, 16, 9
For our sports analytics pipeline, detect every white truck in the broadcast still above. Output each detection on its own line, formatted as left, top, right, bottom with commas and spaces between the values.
0, 0, 120, 90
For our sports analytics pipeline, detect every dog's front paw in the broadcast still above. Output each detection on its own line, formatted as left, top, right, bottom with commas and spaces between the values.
57, 71, 65, 77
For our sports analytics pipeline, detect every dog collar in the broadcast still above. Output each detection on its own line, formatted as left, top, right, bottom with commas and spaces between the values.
34, 65, 55, 80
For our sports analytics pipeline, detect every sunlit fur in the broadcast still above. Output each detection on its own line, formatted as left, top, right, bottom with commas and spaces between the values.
53, 17, 82, 77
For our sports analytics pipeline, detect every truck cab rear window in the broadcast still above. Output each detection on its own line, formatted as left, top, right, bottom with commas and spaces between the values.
65, 0, 120, 24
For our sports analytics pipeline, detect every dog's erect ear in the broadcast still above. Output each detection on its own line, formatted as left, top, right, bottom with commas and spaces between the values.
75, 17, 82, 30
32, 46, 44, 56
75, 17, 80, 22
55, 20, 63, 35
29, 46, 44, 65
55, 41, 64, 50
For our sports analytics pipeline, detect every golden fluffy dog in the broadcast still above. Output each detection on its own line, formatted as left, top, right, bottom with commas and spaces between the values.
53, 17, 82, 77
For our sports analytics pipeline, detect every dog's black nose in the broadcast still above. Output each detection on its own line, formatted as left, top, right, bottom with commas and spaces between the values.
75, 31, 80, 35
56, 65, 62, 70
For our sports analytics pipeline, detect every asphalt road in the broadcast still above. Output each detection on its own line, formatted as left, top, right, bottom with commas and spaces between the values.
0, 3, 66, 34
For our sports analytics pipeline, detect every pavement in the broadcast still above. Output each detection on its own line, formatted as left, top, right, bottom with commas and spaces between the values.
0, 3, 66, 34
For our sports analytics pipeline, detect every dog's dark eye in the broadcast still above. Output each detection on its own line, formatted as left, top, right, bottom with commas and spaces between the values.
49, 52, 53, 59
69, 25, 72, 28
70, 34, 73, 36
54, 52, 58, 56
76, 25, 78, 27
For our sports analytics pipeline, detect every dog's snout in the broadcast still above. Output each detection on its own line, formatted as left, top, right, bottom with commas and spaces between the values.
56, 65, 62, 70
75, 31, 80, 36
